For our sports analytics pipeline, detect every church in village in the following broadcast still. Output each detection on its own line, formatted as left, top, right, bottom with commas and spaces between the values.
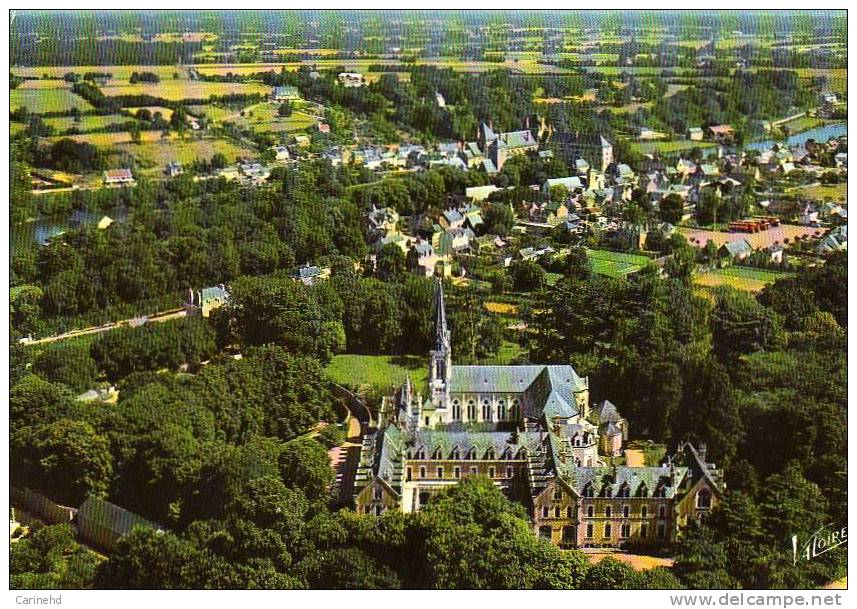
353, 282, 723, 549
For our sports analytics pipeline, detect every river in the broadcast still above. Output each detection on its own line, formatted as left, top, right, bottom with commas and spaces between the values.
744, 122, 847, 151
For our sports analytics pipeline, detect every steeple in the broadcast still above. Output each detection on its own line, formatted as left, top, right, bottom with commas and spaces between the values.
434, 279, 450, 352
429, 279, 452, 409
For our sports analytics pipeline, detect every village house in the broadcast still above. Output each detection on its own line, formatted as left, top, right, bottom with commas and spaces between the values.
707, 124, 734, 143
272, 85, 300, 101
294, 265, 331, 286
687, 127, 704, 141
352, 283, 723, 548
165, 161, 184, 177
186, 284, 229, 318
718, 239, 753, 262
338, 72, 365, 87
104, 168, 134, 185
271, 145, 290, 161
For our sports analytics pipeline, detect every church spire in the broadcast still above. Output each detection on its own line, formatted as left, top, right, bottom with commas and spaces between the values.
434, 279, 450, 352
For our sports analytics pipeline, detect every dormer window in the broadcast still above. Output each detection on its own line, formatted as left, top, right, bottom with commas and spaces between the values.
433, 447, 443, 459
697, 488, 712, 509
618, 483, 630, 498
486, 447, 496, 460
416, 448, 426, 460
637, 483, 649, 498
468, 447, 477, 460
584, 484, 595, 498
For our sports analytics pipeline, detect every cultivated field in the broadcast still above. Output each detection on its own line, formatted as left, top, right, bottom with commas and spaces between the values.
44, 114, 137, 133
680, 225, 826, 251
100, 80, 272, 101
10, 87, 93, 113
694, 266, 792, 292
114, 137, 257, 171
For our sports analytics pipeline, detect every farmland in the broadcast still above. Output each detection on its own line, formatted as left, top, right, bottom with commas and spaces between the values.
10, 87, 93, 113
694, 266, 792, 292
99, 80, 272, 101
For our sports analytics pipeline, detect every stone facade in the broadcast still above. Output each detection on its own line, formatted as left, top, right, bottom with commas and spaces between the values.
352, 281, 723, 549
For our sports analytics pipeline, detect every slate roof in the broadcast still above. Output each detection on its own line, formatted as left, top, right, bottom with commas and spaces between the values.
722, 239, 752, 257
575, 466, 688, 498
546, 176, 584, 191
448, 365, 587, 420
496, 130, 537, 149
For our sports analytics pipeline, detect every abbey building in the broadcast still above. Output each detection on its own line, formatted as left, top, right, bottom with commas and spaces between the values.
353, 282, 723, 549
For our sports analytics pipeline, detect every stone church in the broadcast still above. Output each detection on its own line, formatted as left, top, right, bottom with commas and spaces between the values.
353, 282, 723, 549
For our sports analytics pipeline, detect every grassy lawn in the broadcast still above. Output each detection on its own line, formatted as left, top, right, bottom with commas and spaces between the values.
10, 87, 94, 113
325, 354, 428, 393
188, 104, 238, 122
587, 249, 650, 278
694, 266, 792, 293
629, 139, 717, 155
478, 340, 526, 365
226, 102, 318, 133
792, 182, 847, 202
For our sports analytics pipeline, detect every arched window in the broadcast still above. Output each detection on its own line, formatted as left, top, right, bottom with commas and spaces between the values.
587, 505, 594, 517
697, 488, 712, 509
498, 401, 506, 420
641, 506, 648, 518
467, 447, 477, 460
416, 447, 426, 460
604, 524, 612, 538
452, 400, 461, 420
467, 400, 477, 420
486, 447, 496, 460
482, 400, 492, 421
433, 446, 443, 459
573, 434, 582, 447
605, 506, 612, 518
510, 400, 521, 420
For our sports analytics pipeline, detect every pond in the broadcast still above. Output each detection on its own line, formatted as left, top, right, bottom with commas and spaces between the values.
11, 207, 128, 255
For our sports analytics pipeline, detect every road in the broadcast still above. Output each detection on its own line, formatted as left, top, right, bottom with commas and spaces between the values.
22, 307, 187, 346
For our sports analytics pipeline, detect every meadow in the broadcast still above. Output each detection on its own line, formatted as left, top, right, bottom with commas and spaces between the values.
100, 80, 272, 101
325, 354, 428, 393
629, 139, 717, 155
694, 266, 792, 292
10, 87, 93, 113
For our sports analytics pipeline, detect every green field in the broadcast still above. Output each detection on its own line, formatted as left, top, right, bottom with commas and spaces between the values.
695, 266, 792, 292
629, 139, 717, 155
587, 249, 650, 277
113, 136, 257, 172
44, 114, 137, 134
325, 354, 428, 393
226, 101, 319, 133
10, 88, 94, 113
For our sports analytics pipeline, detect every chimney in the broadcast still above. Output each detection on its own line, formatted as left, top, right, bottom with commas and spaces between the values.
525, 115, 530, 130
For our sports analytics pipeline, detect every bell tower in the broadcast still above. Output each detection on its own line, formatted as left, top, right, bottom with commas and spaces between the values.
429, 280, 452, 408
